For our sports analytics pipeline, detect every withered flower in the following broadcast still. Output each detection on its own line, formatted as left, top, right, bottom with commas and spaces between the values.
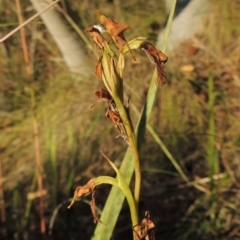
97, 13, 129, 50
97, 13, 129, 37
95, 88, 112, 102
92, 88, 129, 143
67, 179, 96, 209
90, 188, 105, 226
68, 179, 105, 225
85, 26, 106, 50
134, 211, 155, 240
141, 43, 168, 87
92, 88, 114, 109
106, 107, 128, 143
95, 57, 103, 78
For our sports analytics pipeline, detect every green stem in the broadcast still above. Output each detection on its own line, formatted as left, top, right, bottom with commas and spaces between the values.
114, 97, 141, 212
95, 176, 119, 187
95, 176, 138, 232
101, 47, 141, 214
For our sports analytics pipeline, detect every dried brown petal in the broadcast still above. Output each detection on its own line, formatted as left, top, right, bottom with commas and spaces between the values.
85, 27, 106, 49
106, 108, 129, 143
142, 44, 168, 64
95, 58, 103, 78
134, 211, 155, 240
141, 43, 168, 87
95, 88, 112, 101
106, 108, 121, 122
67, 179, 96, 209
90, 189, 98, 222
97, 13, 132, 52
98, 13, 129, 38
92, 88, 129, 143
90, 188, 106, 227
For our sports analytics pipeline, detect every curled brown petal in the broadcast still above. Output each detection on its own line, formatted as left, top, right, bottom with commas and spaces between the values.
85, 26, 106, 49
67, 179, 96, 209
98, 13, 129, 37
95, 58, 103, 78
141, 43, 168, 87
95, 88, 112, 101
90, 188, 106, 226
97, 13, 131, 51
134, 211, 155, 240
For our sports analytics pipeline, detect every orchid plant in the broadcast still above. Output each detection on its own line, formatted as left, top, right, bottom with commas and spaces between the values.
68, 13, 168, 240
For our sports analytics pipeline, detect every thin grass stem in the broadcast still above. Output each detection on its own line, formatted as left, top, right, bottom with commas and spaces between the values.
30, 90, 46, 234
0, 0, 60, 43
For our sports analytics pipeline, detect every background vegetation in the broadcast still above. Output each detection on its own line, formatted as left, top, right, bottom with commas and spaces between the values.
0, 0, 240, 239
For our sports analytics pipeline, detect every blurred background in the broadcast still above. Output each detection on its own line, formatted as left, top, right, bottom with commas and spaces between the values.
0, 0, 240, 239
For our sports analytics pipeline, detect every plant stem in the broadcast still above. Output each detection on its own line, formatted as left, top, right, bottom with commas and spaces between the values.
96, 174, 138, 240
101, 47, 141, 214
95, 175, 138, 228
114, 97, 141, 212
30, 90, 46, 234
93, 2, 178, 238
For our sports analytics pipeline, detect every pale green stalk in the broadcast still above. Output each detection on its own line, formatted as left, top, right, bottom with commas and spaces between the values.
96, 151, 139, 239
114, 97, 141, 211
23, 171, 37, 227
95, 173, 138, 229
207, 72, 216, 191
66, 124, 75, 196
207, 72, 218, 221
101, 44, 141, 213
49, 128, 57, 206
13, 189, 20, 229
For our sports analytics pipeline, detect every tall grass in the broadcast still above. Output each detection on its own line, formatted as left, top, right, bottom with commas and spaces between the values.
207, 72, 217, 191
65, 124, 75, 196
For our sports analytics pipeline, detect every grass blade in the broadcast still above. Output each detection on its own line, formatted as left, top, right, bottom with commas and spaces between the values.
207, 72, 217, 191
146, 124, 188, 182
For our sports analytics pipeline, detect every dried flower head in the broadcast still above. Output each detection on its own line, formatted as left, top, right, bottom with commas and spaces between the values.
92, 88, 129, 143
134, 211, 155, 240
141, 43, 168, 87
67, 179, 96, 209
85, 26, 106, 50
97, 12, 129, 50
